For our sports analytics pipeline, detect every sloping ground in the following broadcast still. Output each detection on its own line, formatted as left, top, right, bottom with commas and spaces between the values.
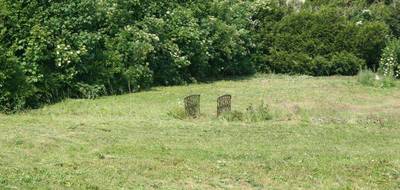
0, 75, 399, 189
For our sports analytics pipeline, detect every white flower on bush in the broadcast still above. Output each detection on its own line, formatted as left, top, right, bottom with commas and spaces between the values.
380, 38, 400, 78
55, 43, 87, 67
362, 9, 371, 14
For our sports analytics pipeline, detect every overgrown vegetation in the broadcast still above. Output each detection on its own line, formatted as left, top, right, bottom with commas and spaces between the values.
220, 103, 273, 122
167, 106, 187, 120
168, 101, 273, 122
357, 69, 396, 88
380, 38, 400, 78
0, 0, 399, 112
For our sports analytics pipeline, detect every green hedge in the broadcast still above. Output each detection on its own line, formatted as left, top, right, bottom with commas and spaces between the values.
266, 50, 365, 76
256, 7, 388, 74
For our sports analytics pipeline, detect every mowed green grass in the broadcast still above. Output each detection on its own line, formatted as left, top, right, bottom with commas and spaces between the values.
1, 75, 400, 189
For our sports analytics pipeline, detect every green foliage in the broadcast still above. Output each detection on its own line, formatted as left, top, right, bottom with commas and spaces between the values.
0, 0, 256, 112
75, 83, 105, 100
379, 4, 400, 37
267, 50, 313, 75
0, 0, 399, 112
329, 52, 366, 75
259, 7, 383, 75
380, 75, 397, 88
106, 26, 156, 92
379, 38, 400, 78
355, 21, 390, 69
389, 6, 400, 37
357, 69, 396, 88
0, 47, 33, 112
267, 50, 365, 76
271, 8, 351, 56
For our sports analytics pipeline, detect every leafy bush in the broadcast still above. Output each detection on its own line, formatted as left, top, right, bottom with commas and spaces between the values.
0, 49, 33, 112
105, 26, 157, 92
257, 6, 387, 75
267, 50, 365, 76
355, 21, 390, 69
329, 52, 366, 75
379, 38, 400, 78
310, 56, 331, 76
0, 0, 398, 112
270, 8, 352, 56
267, 50, 313, 75
201, 0, 256, 78
382, 5, 400, 37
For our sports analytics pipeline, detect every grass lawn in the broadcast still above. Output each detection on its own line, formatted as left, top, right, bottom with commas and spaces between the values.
1, 75, 400, 189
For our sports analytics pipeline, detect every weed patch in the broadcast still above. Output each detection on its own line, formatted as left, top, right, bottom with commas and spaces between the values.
357, 70, 396, 88
221, 103, 273, 123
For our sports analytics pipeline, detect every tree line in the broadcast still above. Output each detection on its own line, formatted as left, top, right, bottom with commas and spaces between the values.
0, 0, 399, 112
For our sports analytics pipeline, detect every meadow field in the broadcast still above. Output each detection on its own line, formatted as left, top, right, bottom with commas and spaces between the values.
0, 75, 400, 189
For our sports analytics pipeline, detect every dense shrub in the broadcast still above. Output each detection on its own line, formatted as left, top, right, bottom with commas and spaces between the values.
105, 26, 157, 92
267, 50, 313, 75
0, 47, 33, 112
266, 50, 365, 76
0, 0, 398, 112
0, 0, 256, 112
256, 6, 385, 75
381, 4, 400, 37
329, 52, 366, 75
270, 8, 353, 56
355, 21, 390, 69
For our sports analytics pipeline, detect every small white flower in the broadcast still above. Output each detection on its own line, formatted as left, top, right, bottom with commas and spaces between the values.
362, 9, 371, 14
